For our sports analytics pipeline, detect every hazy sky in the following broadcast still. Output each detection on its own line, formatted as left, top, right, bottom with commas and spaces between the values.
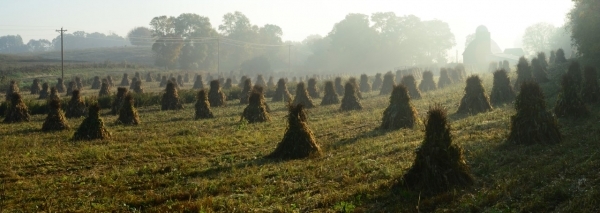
1, 0, 573, 56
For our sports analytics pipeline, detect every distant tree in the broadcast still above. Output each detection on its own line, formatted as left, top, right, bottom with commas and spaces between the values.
240, 56, 272, 76
127, 27, 153, 46
152, 34, 183, 69
549, 25, 573, 57
0, 35, 27, 53
26, 39, 52, 52
568, 0, 600, 65
522, 22, 556, 56
173, 13, 216, 69
327, 13, 379, 73
149, 15, 175, 37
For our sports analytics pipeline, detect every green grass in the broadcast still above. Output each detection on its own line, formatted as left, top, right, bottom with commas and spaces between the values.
1, 68, 600, 212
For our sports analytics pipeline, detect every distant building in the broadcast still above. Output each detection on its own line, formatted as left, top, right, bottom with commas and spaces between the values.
463, 25, 518, 72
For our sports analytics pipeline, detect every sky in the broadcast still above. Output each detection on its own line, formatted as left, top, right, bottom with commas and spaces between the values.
0, 0, 574, 57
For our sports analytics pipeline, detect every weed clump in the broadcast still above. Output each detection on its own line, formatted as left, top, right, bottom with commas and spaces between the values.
400, 75, 421, 99
267, 104, 322, 159
554, 74, 588, 118
242, 88, 271, 123
38, 82, 49, 99
72, 103, 110, 141
117, 93, 140, 125
293, 82, 315, 108
65, 90, 87, 118
335, 77, 344, 96
307, 78, 320, 98
514, 57, 533, 91
42, 98, 69, 131
437, 68, 453, 89
380, 85, 418, 130
340, 82, 362, 111
56, 78, 66, 93
581, 66, 600, 103
401, 104, 473, 194
419, 71, 436, 92
457, 75, 492, 114
208, 80, 226, 107
161, 81, 183, 110
91, 76, 101, 89
380, 71, 395, 95
120, 73, 130, 86
272, 78, 292, 102
508, 81, 561, 145
359, 74, 371, 93
3, 92, 30, 123
490, 69, 516, 106
320, 81, 340, 106
30, 78, 41, 94
110, 87, 128, 115
372, 73, 383, 91
195, 89, 214, 119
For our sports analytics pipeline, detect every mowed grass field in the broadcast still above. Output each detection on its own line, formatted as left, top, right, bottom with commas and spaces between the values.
1, 71, 600, 212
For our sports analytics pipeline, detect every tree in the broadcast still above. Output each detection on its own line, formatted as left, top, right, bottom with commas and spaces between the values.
26, 39, 51, 52
568, 0, 600, 65
549, 25, 573, 56
241, 55, 272, 76
173, 13, 216, 69
327, 13, 379, 73
0, 35, 27, 53
522, 22, 556, 56
152, 34, 183, 68
127, 27, 153, 46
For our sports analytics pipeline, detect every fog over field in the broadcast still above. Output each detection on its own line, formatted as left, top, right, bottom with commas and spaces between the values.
0, 0, 573, 51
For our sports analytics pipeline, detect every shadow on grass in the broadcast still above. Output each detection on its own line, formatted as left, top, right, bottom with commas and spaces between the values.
185, 157, 278, 179
3, 126, 40, 136
325, 126, 387, 150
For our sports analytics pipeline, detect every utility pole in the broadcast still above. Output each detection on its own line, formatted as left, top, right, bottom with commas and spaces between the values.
217, 37, 220, 76
56, 27, 67, 80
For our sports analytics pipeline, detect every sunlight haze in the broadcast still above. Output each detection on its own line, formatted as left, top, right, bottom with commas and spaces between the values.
1, 0, 574, 53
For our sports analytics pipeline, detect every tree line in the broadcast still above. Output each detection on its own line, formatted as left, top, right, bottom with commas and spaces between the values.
142, 11, 456, 75
0, 32, 128, 53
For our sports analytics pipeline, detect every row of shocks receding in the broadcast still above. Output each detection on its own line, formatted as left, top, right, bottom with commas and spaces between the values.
3, 57, 598, 194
